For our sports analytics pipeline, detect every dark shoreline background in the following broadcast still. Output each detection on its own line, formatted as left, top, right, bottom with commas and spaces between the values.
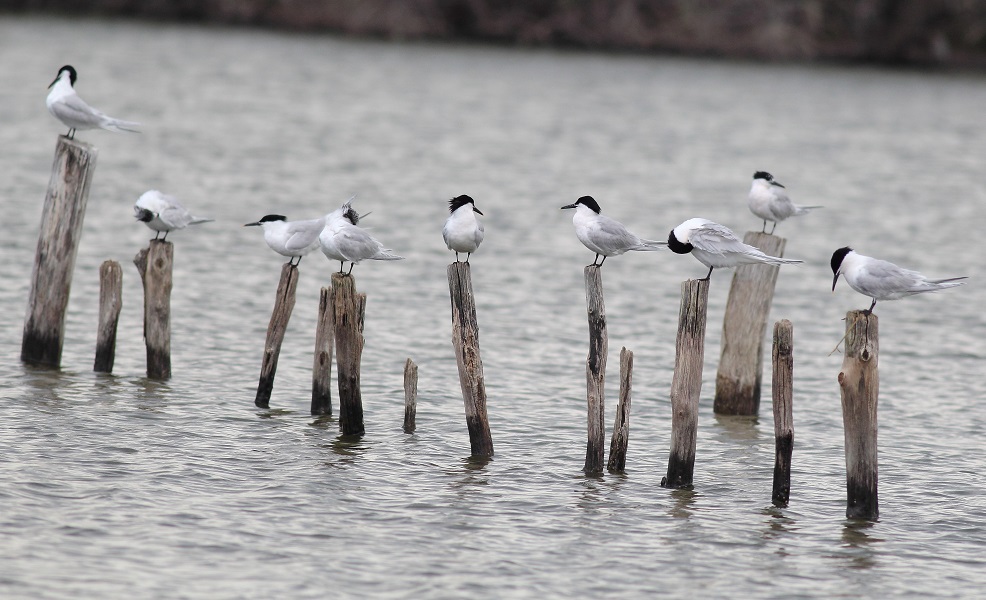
4, 0, 986, 68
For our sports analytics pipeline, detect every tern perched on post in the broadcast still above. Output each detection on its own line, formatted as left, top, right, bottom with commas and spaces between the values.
46, 65, 140, 140
668, 218, 802, 281
133, 190, 212, 241
245, 214, 324, 266
319, 197, 403, 274
748, 171, 820, 234
830, 247, 967, 314
560, 196, 665, 267
443, 195, 485, 263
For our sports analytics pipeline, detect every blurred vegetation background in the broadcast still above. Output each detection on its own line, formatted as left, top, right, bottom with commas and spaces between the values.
4, 0, 985, 66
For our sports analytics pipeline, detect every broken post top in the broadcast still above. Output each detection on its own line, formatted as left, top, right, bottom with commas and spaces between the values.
844, 310, 879, 363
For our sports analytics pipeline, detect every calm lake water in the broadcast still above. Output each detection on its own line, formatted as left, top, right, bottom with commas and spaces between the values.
1, 15, 985, 599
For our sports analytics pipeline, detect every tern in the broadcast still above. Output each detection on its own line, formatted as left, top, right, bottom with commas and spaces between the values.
560, 196, 665, 267
245, 214, 324, 266
443, 195, 484, 263
748, 171, 820, 234
668, 218, 802, 281
46, 65, 140, 140
133, 190, 212, 241
830, 247, 967, 314
319, 197, 403, 274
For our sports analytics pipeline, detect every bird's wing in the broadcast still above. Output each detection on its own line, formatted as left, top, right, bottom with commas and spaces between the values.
688, 222, 746, 255
285, 219, 324, 251
53, 94, 108, 127
335, 226, 383, 261
156, 195, 192, 228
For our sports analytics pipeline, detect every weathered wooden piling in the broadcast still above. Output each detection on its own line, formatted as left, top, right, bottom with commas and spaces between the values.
254, 263, 299, 408
582, 265, 607, 474
93, 260, 123, 373
838, 310, 879, 520
403, 358, 418, 434
607, 347, 633, 474
714, 232, 786, 415
311, 286, 334, 416
771, 320, 794, 507
21, 136, 98, 367
662, 279, 709, 489
134, 240, 173, 380
447, 262, 493, 457
332, 272, 366, 436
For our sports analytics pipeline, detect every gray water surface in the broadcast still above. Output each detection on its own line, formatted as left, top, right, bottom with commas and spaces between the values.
1, 16, 985, 599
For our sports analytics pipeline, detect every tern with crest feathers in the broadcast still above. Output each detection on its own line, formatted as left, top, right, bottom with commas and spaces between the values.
319, 196, 404, 274
668, 218, 802, 281
443, 195, 485, 263
560, 196, 665, 267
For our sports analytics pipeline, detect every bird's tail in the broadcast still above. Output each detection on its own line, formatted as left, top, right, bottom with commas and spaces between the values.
760, 254, 803, 265
634, 239, 667, 251
372, 250, 405, 261
793, 205, 823, 216
189, 216, 214, 225
928, 276, 968, 289
105, 119, 141, 134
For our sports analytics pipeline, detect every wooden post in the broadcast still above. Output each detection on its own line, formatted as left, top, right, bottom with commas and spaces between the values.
311, 286, 333, 416
838, 311, 879, 520
21, 136, 98, 367
771, 320, 794, 507
93, 260, 123, 373
714, 232, 786, 415
583, 265, 607, 474
134, 240, 173, 380
447, 262, 494, 457
662, 279, 709, 489
332, 272, 366, 436
254, 263, 299, 408
403, 358, 418, 434
607, 347, 633, 474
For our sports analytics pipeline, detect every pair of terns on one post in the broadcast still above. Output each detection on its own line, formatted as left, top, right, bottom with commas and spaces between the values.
561, 195, 801, 281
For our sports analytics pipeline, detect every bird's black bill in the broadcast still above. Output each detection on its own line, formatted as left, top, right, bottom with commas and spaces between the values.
473, 207, 484, 215
832, 273, 840, 291
244, 222, 261, 227
560, 203, 577, 210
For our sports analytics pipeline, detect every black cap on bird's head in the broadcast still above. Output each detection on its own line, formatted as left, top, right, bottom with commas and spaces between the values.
560, 196, 601, 214
830, 246, 853, 290
449, 195, 482, 215
244, 214, 287, 227
50, 65, 77, 88
753, 170, 784, 188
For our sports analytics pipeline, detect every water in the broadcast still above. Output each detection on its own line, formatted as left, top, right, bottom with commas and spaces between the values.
2, 16, 986, 599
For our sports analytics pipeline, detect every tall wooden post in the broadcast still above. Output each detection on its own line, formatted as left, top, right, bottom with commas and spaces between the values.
583, 265, 607, 474
332, 272, 366, 436
134, 240, 173, 380
21, 136, 98, 367
771, 320, 794, 507
662, 279, 709, 489
447, 262, 493, 457
607, 347, 633, 474
838, 311, 879, 520
403, 358, 418, 434
715, 232, 786, 415
311, 286, 333, 416
93, 260, 123, 373
255, 263, 299, 408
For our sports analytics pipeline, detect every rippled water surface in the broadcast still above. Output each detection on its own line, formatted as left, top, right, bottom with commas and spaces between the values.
2, 16, 985, 599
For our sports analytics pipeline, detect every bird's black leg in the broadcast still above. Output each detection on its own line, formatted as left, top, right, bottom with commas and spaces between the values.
699, 266, 713, 281
338, 261, 344, 273
769, 222, 777, 235
863, 298, 877, 315
347, 263, 354, 275
68, 128, 76, 140
161, 231, 169, 242
465, 253, 471, 264
762, 220, 767, 233
598, 255, 607, 267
